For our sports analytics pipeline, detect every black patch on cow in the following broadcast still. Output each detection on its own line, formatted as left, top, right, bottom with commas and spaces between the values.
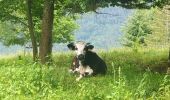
80, 51, 107, 75
84, 43, 94, 51
67, 42, 76, 50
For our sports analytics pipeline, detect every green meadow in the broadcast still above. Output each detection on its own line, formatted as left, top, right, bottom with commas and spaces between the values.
0, 48, 170, 100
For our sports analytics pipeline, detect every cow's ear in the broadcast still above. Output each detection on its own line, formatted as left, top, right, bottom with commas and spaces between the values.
67, 42, 76, 50
86, 43, 94, 50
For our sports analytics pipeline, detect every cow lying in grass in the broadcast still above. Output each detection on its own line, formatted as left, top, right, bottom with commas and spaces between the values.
67, 41, 107, 81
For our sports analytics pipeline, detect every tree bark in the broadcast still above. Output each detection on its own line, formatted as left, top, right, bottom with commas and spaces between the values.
164, 6, 170, 63
26, 0, 38, 61
39, 0, 54, 64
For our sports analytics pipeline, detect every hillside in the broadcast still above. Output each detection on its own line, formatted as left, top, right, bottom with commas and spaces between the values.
53, 6, 134, 51
74, 6, 133, 49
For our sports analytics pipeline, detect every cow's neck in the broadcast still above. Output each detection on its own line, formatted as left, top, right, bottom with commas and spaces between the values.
79, 60, 86, 66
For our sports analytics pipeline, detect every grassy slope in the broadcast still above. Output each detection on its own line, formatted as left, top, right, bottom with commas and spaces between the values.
0, 48, 170, 100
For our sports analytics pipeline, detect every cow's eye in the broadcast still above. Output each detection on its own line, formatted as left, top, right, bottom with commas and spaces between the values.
75, 47, 78, 50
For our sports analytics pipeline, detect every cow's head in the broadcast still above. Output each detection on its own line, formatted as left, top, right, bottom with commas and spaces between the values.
67, 41, 94, 60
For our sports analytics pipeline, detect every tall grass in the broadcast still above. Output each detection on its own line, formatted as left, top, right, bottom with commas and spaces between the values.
0, 48, 169, 99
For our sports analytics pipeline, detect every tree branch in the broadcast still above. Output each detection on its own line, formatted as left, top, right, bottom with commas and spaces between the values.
1, 13, 27, 27
94, 10, 119, 16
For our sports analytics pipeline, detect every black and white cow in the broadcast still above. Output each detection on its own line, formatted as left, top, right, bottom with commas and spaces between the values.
67, 41, 107, 81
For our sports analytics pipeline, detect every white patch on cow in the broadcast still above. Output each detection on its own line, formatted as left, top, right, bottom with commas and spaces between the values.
75, 68, 80, 72
78, 61, 94, 75
75, 41, 86, 56
75, 64, 93, 81
78, 65, 85, 74
85, 66, 93, 75
73, 62, 75, 65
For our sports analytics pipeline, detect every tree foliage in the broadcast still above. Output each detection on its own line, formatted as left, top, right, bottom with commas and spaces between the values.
0, 0, 168, 46
122, 9, 153, 48
0, 0, 78, 46
122, 7, 170, 49
0, 21, 28, 46
0, 0, 169, 46
53, 16, 78, 43
145, 7, 170, 47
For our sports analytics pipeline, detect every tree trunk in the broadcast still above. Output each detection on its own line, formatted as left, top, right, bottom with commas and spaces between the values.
164, 6, 170, 63
168, 16, 170, 64
168, 46, 170, 62
26, 0, 38, 61
39, 0, 54, 64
